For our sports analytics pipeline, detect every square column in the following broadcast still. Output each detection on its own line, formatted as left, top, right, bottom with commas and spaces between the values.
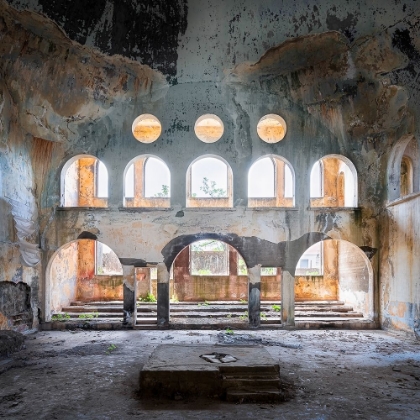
122, 265, 136, 327
157, 263, 170, 327
248, 265, 261, 328
281, 270, 295, 326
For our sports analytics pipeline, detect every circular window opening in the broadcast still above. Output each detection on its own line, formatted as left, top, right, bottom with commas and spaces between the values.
194, 114, 224, 143
132, 114, 162, 143
257, 114, 287, 143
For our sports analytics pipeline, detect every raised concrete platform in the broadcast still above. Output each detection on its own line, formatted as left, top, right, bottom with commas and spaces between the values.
140, 344, 287, 402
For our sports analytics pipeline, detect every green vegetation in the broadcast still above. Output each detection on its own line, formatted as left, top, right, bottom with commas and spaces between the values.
154, 184, 169, 197
197, 300, 210, 307
78, 312, 99, 320
225, 328, 234, 335
226, 313, 232, 318
138, 293, 157, 303
239, 298, 247, 304
261, 312, 267, 320
51, 313, 70, 322
272, 304, 281, 312
239, 311, 248, 321
200, 177, 226, 197
106, 344, 117, 354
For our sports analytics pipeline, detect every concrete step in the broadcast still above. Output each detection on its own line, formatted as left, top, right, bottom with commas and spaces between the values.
225, 389, 283, 403
137, 318, 157, 325
295, 311, 363, 318
62, 306, 123, 313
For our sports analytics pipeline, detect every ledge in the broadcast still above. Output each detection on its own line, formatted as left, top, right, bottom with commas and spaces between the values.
309, 207, 361, 211
57, 207, 110, 211
183, 207, 236, 211
118, 207, 173, 212
387, 191, 420, 207
245, 207, 298, 211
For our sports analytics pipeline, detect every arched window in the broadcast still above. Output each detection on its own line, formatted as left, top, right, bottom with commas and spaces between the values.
61, 155, 108, 207
186, 156, 233, 207
387, 136, 419, 201
310, 160, 323, 198
248, 156, 294, 207
124, 156, 170, 208
310, 155, 357, 208
400, 156, 414, 197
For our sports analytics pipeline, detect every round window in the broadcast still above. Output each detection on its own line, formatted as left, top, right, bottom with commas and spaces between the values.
257, 114, 287, 143
194, 114, 224, 143
132, 114, 162, 143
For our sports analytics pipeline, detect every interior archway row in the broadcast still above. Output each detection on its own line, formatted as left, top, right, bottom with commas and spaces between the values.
47, 234, 374, 324
61, 153, 360, 208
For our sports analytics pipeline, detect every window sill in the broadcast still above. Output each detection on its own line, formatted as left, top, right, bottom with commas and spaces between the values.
246, 207, 298, 211
184, 207, 236, 211
118, 207, 172, 212
57, 206, 109, 211
309, 207, 360, 211
387, 191, 420, 207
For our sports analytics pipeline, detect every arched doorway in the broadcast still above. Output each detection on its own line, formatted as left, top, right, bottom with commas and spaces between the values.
167, 239, 250, 327
295, 239, 374, 321
45, 239, 123, 322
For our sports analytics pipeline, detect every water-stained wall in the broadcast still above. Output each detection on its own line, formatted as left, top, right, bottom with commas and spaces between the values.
0, 0, 419, 333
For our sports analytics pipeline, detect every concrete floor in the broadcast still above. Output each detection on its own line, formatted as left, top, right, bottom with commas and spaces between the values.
0, 329, 419, 419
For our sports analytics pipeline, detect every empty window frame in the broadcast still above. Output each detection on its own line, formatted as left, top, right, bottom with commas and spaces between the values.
95, 241, 123, 276
248, 156, 294, 207
124, 156, 170, 208
387, 136, 419, 201
236, 255, 277, 276
186, 156, 233, 207
190, 240, 229, 276
61, 155, 108, 207
400, 156, 414, 197
296, 242, 323, 276
310, 155, 357, 208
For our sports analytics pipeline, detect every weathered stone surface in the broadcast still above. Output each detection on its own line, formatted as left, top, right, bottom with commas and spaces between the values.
0, 330, 25, 356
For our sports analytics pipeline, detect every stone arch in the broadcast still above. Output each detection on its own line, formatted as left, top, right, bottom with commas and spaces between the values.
186, 155, 233, 207
248, 154, 295, 207
45, 239, 123, 321
60, 154, 108, 207
123, 154, 171, 207
387, 135, 419, 201
294, 238, 374, 319
310, 154, 358, 207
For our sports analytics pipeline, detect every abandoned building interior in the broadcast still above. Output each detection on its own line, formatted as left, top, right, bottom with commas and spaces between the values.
1, 0, 420, 417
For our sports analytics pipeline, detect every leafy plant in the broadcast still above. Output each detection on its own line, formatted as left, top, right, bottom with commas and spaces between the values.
227, 313, 232, 318
138, 293, 157, 303
78, 312, 99, 320
225, 328, 234, 335
51, 313, 70, 322
272, 304, 281, 312
106, 344, 117, 354
239, 299, 247, 304
261, 312, 267, 320
199, 177, 226, 197
239, 311, 248, 321
154, 184, 169, 197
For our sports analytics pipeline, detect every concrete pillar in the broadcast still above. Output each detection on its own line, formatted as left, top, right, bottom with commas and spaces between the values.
281, 270, 295, 326
248, 265, 261, 328
122, 265, 136, 327
157, 263, 170, 327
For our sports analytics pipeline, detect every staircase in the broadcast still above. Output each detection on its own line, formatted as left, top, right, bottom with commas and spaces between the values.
50, 300, 365, 330
220, 365, 284, 403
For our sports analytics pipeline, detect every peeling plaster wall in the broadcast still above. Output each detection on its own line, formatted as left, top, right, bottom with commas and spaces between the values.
0, 0, 420, 331
382, 196, 420, 333
49, 241, 78, 313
